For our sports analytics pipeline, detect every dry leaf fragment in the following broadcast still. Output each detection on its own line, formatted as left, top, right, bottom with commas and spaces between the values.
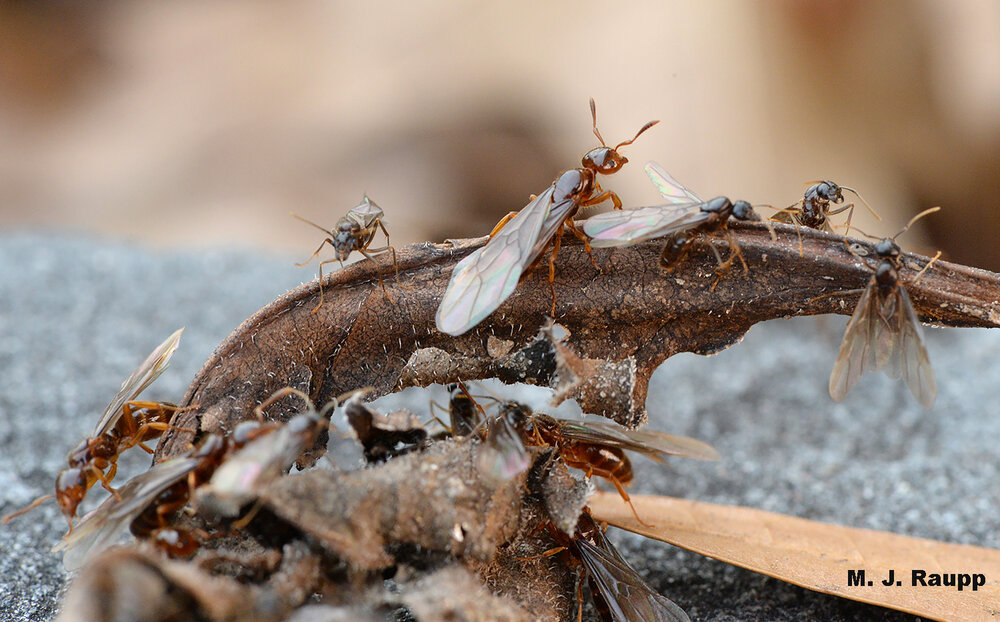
590, 492, 1000, 622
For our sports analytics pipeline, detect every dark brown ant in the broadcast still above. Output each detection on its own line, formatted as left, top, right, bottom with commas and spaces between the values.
583, 162, 763, 286
342, 391, 428, 463
293, 194, 400, 312
829, 207, 941, 408
773, 180, 879, 233
524, 510, 690, 622
436, 99, 659, 336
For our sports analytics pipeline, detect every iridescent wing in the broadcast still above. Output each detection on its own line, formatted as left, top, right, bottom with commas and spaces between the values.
475, 413, 530, 483
53, 456, 200, 570
883, 287, 936, 408
92, 328, 184, 436
582, 164, 708, 247
644, 161, 703, 205
550, 416, 719, 462
196, 413, 321, 517
583, 204, 711, 248
576, 528, 690, 622
829, 279, 878, 402
436, 186, 558, 336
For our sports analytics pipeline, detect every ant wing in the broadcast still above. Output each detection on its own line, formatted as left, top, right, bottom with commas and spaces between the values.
884, 287, 936, 408
583, 203, 709, 247
436, 186, 558, 336
475, 414, 530, 483
644, 162, 703, 205
829, 279, 879, 402
93, 328, 184, 437
576, 529, 690, 622
197, 414, 323, 517
554, 418, 719, 462
347, 197, 384, 229
54, 456, 199, 571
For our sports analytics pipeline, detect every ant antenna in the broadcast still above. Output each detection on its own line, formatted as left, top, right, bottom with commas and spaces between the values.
291, 212, 333, 236
614, 119, 660, 151
840, 186, 882, 221
590, 98, 606, 147
253, 387, 317, 421
893, 206, 940, 240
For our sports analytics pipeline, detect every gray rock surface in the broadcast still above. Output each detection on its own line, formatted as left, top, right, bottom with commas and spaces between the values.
1, 232, 996, 621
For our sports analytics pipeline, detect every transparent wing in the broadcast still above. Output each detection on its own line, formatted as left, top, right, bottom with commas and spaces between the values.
54, 456, 199, 570
476, 414, 530, 483
576, 530, 690, 622
348, 196, 384, 229
644, 162, 702, 204
436, 186, 557, 336
552, 417, 719, 462
886, 287, 936, 408
829, 281, 878, 401
197, 414, 320, 517
93, 328, 184, 436
582, 204, 709, 247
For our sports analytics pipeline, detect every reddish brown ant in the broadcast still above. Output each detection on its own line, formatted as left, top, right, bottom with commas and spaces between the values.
475, 397, 718, 526
3, 329, 190, 533
436, 99, 658, 336
55, 387, 339, 569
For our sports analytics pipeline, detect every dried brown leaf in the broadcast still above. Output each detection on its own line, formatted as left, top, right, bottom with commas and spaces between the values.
590, 492, 1000, 622
157, 222, 1000, 460
258, 439, 533, 570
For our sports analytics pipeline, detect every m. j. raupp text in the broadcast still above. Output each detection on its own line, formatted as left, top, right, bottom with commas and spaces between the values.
847, 569, 986, 591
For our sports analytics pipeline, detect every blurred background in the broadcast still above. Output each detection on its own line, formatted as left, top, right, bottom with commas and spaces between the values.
2, 0, 998, 268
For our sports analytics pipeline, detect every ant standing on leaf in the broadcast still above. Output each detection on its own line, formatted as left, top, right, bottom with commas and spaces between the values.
435, 99, 658, 336
293, 194, 400, 312
772, 179, 880, 234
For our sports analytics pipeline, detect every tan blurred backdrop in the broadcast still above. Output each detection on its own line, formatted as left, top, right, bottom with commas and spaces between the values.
1, 0, 998, 267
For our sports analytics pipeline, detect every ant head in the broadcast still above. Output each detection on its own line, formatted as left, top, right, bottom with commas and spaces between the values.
55, 468, 88, 518
500, 401, 531, 429
816, 181, 844, 202
732, 200, 761, 221
874, 238, 900, 260
231, 421, 263, 447
583, 98, 658, 176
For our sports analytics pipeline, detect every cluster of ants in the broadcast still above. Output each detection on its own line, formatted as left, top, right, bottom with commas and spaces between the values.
4, 100, 944, 622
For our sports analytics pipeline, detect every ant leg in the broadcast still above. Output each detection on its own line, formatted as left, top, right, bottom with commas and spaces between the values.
375, 221, 407, 289
311, 257, 344, 313
723, 229, 748, 273
489, 212, 520, 238
547, 228, 566, 315
358, 249, 391, 301
580, 188, 622, 211
563, 218, 600, 272
516, 545, 567, 562
912, 250, 942, 283
425, 399, 454, 434
607, 473, 651, 527
827, 202, 855, 234
92, 467, 121, 500
295, 238, 334, 268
